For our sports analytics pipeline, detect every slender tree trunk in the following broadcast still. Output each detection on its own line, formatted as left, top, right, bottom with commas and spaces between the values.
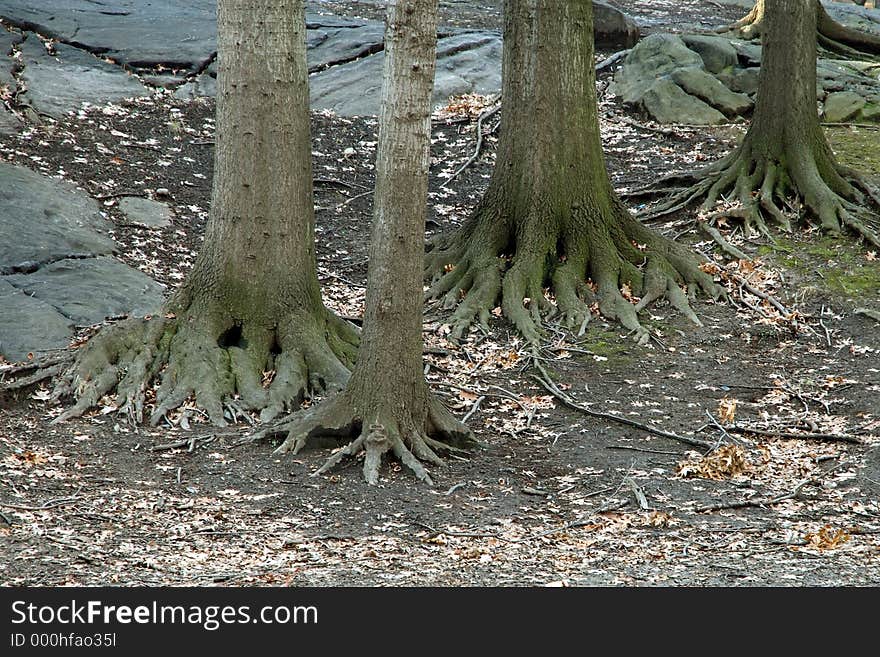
426, 0, 717, 344
344, 0, 436, 427
648, 0, 880, 244
272, 0, 472, 484
53, 0, 359, 426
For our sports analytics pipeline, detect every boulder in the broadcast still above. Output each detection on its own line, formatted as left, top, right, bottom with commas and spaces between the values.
671, 67, 752, 117
593, 1, 641, 49
641, 79, 727, 125
861, 101, 880, 120
4, 256, 164, 327
681, 34, 738, 74
0, 107, 21, 134
305, 18, 385, 72
612, 33, 704, 104
823, 90, 867, 122
726, 67, 760, 95
118, 196, 173, 228
0, 0, 216, 73
0, 279, 73, 361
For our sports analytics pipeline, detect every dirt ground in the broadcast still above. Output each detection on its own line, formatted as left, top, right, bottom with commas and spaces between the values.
1, 2, 879, 586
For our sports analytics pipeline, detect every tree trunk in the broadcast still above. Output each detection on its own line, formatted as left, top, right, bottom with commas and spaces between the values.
734, 0, 880, 55
53, 0, 358, 426
272, 0, 473, 485
426, 0, 718, 344
648, 0, 880, 244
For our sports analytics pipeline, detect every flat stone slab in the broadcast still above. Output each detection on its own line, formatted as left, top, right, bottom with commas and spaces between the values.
4, 256, 164, 327
306, 17, 385, 72
0, 106, 21, 134
0, 29, 22, 91
0, 278, 73, 361
0, 163, 165, 362
0, 0, 216, 72
310, 31, 502, 116
18, 34, 151, 118
824, 90, 867, 122
0, 161, 115, 272
118, 196, 173, 228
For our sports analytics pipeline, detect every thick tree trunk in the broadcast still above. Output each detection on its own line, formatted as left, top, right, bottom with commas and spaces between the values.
272, 0, 472, 484
647, 0, 880, 244
426, 0, 717, 344
53, 0, 358, 426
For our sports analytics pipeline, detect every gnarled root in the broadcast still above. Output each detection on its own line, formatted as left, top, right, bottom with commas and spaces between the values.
426, 204, 721, 346
640, 146, 880, 248
265, 395, 474, 485
51, 306, 358, 427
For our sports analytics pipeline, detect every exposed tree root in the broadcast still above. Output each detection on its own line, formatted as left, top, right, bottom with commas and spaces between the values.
425, 202, 720, 346
262, 395, 474, 485
51, 304, 358, 427
639, 146, 880, 248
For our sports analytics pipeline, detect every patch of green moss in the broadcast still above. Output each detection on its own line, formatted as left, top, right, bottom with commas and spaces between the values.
825, 126, 880, 176
758, 235, 880, 299
583, 328, 633, 363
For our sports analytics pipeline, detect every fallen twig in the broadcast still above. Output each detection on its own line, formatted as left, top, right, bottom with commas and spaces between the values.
314, 177, 367, 190
607, 444, 682, 456
596, 48, 631, 73
532, 362, 712, 449
696, 461, 849, 513
439, 102, 501, 189
696, 479, 810, 513
462, 395, 485, 423
1, 491, 82, 511
0, 363, 65, 391
727, 425, 862, 444
150, 434, 218, 451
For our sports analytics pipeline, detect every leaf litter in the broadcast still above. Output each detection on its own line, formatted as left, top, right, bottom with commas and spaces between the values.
1, 1, 879, 586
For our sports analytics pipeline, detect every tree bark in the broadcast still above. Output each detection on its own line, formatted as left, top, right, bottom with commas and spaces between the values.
53, 0, 359, 426
425, 0, 718, 344
272, 0, 473, 485
734, 0, 880, 55
647, 0, 880, 245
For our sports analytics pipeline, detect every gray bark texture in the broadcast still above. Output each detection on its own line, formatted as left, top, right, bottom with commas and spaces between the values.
425, 0, 718, 345
272, 0, 473, 485
53, 0, 359, 427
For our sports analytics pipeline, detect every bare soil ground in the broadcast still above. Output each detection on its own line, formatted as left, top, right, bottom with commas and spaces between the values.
1, 2, 878, 587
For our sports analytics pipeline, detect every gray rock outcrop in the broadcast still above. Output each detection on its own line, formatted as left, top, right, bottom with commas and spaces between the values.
612, 3, 880, 125
0, 163, 164, 362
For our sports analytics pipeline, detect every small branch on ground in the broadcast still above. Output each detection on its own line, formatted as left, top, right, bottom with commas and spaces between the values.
532, 360, 713, 449
727, 425, 863, 444
439, 101, 501, 190
696, 461, 850, 513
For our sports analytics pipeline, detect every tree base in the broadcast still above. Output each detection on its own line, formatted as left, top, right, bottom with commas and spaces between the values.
638, 144, 880, 248
52, 303, 358, 427
425, 202, 720, 345
266, 395, 474, 485
728, 1, 880, 59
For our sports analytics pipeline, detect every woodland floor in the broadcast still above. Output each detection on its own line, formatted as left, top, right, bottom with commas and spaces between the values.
1, 1, 879, 586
